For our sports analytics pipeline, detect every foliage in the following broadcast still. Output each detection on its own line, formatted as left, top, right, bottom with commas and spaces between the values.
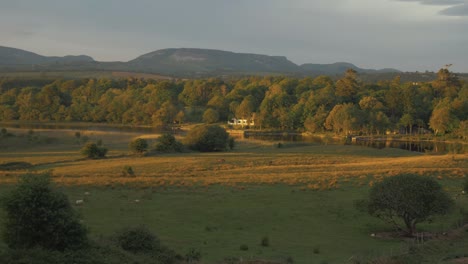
185, 125, 229, 152
0, 162, 32, 171
184, 248, 202, 263
153, 133, 183, 152
115, 225, 159, 253
239, 244, 249, 251
0, 240, 181, 264
121, 165, 135, 177
228, 137, 235, 150
366, 174, 454, 236
80, 142, 108, 159
0, 70, 466, 136
129, 138, 148, 154
1, 173, 88, 251
202, 108, 220, 124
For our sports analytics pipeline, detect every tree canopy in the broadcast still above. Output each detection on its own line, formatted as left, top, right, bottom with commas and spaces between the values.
1, 173, 88, 251
185, 125, 229, 152
0, 69, 466, 136
365, 174, 453, 236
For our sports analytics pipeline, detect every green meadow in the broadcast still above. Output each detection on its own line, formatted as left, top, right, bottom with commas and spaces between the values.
0, 126, 467, 263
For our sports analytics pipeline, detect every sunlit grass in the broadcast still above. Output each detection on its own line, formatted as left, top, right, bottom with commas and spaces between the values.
1, 128, 466, 189
0, 128, 467, 263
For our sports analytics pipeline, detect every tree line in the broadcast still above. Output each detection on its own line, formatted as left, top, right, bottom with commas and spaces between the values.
0, 69, 466, 137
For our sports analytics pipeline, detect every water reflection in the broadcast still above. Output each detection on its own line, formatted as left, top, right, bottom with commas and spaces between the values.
240, 133, 466, 154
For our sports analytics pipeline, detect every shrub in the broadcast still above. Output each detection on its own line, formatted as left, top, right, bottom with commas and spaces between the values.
239, 244, 249, 251
129, 138, 148, 154
80, 142, 107, 159
185, 248, 202, 262
185, 125, 229, 152
0, 162, 32, 171
463, 177, 468, 194
116, 225, 159, 253
121, 166, 135, 177
260, 236, 269, 247
1, 173, 88, 251
153, 134, 183, 153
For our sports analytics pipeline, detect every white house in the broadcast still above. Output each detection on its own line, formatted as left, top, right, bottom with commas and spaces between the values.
228, 118, 254, 126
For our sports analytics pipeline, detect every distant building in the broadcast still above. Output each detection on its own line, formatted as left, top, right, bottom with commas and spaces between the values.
228, 118, 254, 126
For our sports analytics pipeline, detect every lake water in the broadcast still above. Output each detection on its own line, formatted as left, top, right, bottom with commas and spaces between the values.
1, 122, 465, 154
241, 133, 467, 154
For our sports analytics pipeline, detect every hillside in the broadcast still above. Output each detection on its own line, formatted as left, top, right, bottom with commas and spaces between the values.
0, 45, 403, 77
300, 62, 400, 75
127, 48, 300, 76
0, 46, 94, 66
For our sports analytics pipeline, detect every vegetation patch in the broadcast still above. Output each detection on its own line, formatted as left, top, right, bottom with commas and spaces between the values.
0, 162, 33, 171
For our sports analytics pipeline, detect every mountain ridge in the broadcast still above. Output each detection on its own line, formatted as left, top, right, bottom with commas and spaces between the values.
0, 45, 400, 77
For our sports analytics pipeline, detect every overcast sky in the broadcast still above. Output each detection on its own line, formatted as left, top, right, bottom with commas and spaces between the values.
1, 0, 467, 72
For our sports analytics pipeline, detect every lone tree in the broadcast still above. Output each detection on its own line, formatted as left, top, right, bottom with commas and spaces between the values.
129, 138, 148, 154
80, 142, 107, 159
185, 125, 229, 152
366, 174, 453, 236
1, 173, 88, 251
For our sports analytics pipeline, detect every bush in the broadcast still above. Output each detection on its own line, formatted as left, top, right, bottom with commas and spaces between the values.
0, 162, 33, 171
153, 134, 183, 153
116, 225, 159, 253
185, 248, 202, 262
80, 142, 107, 159
185, 125, 229, 152
129, 138, 148, 154
260, 236, 269, 247
1, 173, 88, 251
121, 166, 135, 177
239, 244, 249, 251
463, 177, 468, 194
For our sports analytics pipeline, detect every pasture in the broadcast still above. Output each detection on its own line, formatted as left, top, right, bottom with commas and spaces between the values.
0, 126, 467, 263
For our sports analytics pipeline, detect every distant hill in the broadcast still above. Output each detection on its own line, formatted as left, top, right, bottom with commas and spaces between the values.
300, 62, 400, 75
127, 48, 300, 76
0, 46, 404, 77
0, 46, 94, 66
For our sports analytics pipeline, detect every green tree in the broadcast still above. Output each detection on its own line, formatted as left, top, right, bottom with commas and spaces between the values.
335, 69, 360, 103
129, 138, 148, 154
80, 142, 108, 159
429, 100, 459, 135
399, 113, 414, 135
1, 173, 88, 250
366, 174, 453, 236
202, 108, 220, 124
325, 103, 362, 135
153, 134, 183, 152
433, 68, 461, 98
185, 125, 229, 152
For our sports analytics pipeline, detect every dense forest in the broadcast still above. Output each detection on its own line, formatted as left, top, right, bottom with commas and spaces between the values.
0, 69, 466, 138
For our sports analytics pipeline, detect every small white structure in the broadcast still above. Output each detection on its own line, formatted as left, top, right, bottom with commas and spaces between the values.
228, 118, 254, 126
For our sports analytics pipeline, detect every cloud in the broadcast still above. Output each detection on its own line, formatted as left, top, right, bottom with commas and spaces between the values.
395, 0, 468, 16
396, 0, 464, 5
439, 3, 468, 15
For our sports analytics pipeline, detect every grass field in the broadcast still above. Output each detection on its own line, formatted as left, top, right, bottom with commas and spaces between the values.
0, 127, 467, 263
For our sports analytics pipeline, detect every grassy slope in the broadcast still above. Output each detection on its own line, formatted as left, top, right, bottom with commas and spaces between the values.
0, 127, 467, 263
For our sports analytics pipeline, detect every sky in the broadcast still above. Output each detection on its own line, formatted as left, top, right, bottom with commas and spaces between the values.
1, 0, 467, 72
